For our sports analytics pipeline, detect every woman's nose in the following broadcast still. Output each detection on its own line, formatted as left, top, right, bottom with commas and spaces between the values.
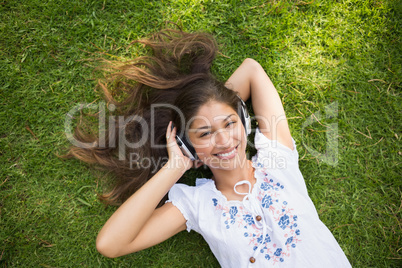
212, 129, 231, 147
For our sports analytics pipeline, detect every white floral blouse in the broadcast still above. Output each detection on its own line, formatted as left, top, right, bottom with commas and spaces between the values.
167, 128, 351, 267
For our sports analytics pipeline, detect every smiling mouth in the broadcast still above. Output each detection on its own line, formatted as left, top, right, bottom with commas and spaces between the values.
213, 145, 239, 159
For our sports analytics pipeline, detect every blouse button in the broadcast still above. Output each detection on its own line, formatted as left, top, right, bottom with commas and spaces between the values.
249, 257, 256, 263
256, 215, 262, 221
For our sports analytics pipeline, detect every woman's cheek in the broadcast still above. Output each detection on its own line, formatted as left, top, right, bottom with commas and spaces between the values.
193, 142, 212, 161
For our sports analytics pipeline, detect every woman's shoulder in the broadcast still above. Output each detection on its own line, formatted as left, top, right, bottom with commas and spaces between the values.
169, 179, 214, 197
251, 127, 299, 169
253, 127, 297, 154
253, 127, 296, 151
167, 179, 217, 219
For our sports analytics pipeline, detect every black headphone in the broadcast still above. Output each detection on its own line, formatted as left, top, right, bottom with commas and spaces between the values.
175, 96, 251, 161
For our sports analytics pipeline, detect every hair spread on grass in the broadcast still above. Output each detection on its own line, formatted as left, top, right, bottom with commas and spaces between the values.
65, 29, 239, 207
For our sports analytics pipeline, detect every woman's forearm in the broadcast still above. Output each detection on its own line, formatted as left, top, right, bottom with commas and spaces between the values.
225, 58, 261, 101
226, 58, 293, 148
96, 162, 186, 257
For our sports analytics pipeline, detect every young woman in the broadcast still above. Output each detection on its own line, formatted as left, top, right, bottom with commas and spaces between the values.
68, 30, 351, 267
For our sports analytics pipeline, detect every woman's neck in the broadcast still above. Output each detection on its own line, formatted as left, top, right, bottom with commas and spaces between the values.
211, 158, 255, 199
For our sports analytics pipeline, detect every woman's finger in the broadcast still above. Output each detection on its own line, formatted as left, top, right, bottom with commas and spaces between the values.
166, 122, 179, 153
166, 121, 176, 143
166, 121, 172, 140
193, 160, 203, 169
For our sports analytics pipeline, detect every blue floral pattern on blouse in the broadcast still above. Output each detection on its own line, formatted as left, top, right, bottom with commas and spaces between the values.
211, 164, 301, 265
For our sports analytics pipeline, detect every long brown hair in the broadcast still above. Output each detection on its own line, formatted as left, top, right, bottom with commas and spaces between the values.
66, 29, 239, 207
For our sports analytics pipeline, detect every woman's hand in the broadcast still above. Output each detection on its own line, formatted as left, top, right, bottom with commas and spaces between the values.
165, 121, 203, 172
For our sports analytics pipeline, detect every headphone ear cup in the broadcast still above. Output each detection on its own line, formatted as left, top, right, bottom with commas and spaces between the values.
181, 135, 198, 160
237, 97, 251, 136
175, 134, 198, 161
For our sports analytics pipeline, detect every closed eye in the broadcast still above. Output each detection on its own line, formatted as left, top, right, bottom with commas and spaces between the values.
200, 131, 211, 138
226, 121, 236, 128
200, 121, 236, 137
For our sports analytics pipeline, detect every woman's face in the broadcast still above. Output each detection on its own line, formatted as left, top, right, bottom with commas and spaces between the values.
188, 100, 247, 170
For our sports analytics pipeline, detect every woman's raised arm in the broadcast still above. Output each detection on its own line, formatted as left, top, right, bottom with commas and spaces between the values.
96, 165, 187, 258
225, 58, 293, 150
96, 122, 191, 258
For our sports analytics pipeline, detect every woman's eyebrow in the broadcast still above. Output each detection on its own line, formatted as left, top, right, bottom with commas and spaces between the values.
194, 114, 236, 131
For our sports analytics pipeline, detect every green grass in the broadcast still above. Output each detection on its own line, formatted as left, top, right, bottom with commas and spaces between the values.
1, 0, 401, 267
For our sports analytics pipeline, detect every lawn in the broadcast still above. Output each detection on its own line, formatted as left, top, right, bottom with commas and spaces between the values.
1, 0, 401, 267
